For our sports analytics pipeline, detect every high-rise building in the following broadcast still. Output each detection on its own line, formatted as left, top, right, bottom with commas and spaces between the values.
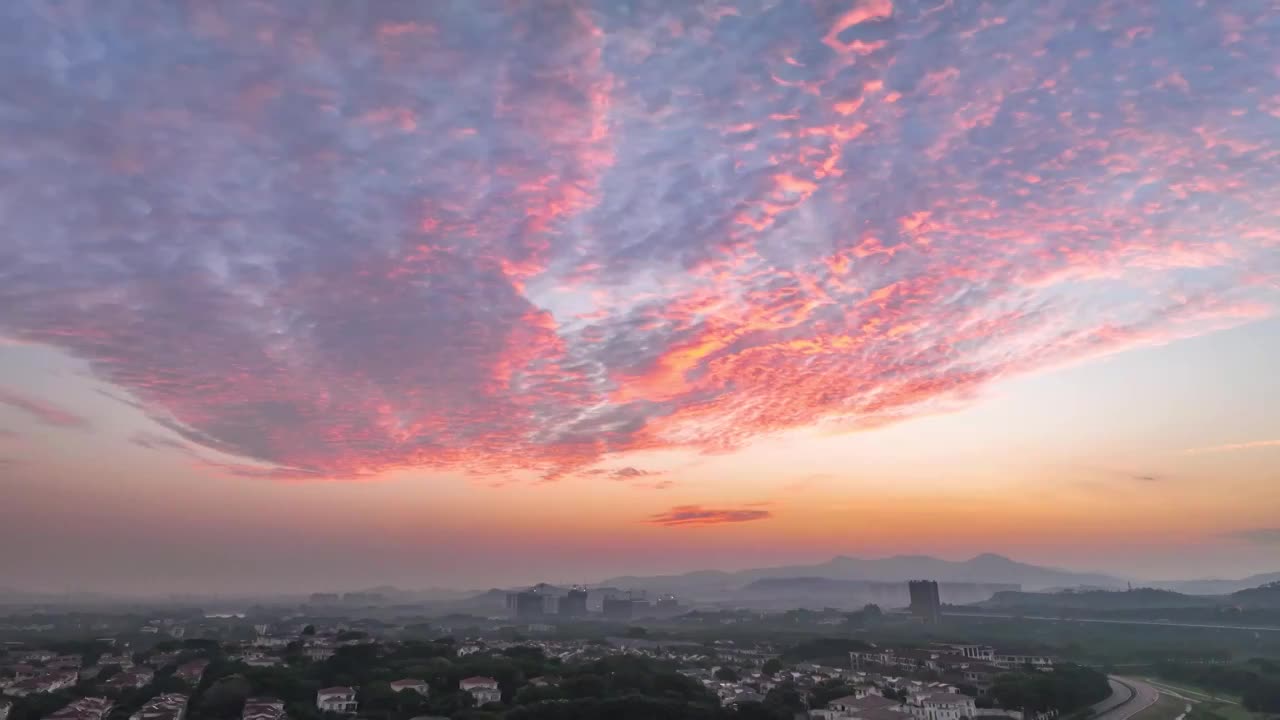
908, 580, 942, 624
601, 595, 632, 620
559, 586, 588, 617
509, 590, 545, 620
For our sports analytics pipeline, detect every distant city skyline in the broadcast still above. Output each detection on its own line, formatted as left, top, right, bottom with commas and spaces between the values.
2, 1, 1279, 594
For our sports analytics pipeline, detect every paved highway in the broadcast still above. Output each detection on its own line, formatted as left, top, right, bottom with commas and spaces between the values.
1092, 677, 1162, 720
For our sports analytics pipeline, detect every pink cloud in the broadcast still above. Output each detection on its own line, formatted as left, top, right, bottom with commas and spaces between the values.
0, 388, 90, 429
647, 505, 773, 527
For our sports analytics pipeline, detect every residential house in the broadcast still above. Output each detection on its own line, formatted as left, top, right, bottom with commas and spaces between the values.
316, 687, 358, 714
389, 679, 429, 697
4, 670, 78, 697
828, 693, 903, 716
242, 697, 286, 720
946, 645, 996, 662
252, 636, 291, 649
174, 660, 208, 685
49, 697, 114, 720
908, 692, 977, 720
729, 691, 765, 706
240, 654, 280, 668
993, 653, 1052, 669
303, 643, 335, 662
107, 668, 155, 690
130, 694, 188, 720
459, 677, 501, 706
97, 655, 134, 671
49, 656, 83, 670
147, 652, 181, 670
852, 649, 899, 667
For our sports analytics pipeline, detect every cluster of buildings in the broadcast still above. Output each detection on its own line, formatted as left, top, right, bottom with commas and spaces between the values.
1, 694, 186, 720
850, 643, 1053, 699
242, 698, 286, 720
316, 676, 499, 714
47, 698, 113, 720
2, 669, 78, 697
130, 694, 187, 720
505, 585, 681, 622
0, 644, 216, 701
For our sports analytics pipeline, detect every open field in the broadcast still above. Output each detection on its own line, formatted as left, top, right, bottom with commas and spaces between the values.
1143, 677, 1241, 703
1132, 692, 1192, 720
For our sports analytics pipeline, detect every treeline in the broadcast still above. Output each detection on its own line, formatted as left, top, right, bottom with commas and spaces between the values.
988, 664, 1110, 714
1154, 660, 1280, 712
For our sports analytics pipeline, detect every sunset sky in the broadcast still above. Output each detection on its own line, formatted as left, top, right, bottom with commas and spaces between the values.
1, 0, 1278, 595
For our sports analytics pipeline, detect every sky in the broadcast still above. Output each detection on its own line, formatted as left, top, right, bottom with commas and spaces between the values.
1, 0, 1279, 595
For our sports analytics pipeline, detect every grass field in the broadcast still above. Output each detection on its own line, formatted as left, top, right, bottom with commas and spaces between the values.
1133, 692, 1193, 720
1144, 677, 1242, 704
1138, 677, 1273, 720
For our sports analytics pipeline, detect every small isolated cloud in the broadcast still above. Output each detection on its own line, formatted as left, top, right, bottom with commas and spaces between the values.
647, 504, 773, 527
1224, 528, 1280, 545
581, 466, 661, 480
0, 387, 90, 429
1186, 440, 1280, 454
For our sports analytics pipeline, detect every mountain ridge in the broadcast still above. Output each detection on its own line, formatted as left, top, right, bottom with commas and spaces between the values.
598, 553, 1129, 595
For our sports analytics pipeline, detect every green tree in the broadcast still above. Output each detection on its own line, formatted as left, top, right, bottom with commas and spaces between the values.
200, 674, 252, 719
762, 658, 782, 676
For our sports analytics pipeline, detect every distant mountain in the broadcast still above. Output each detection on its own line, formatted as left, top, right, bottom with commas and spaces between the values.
978, 587, 1220, 611
738, 577, 1019, 610
1230, 581, 1280, 609
1153, 572, 1280, 596
589, 570, 739, 597
597, 553, 1127, 600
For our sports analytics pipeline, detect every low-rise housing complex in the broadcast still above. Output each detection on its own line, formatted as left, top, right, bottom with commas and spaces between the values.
316, 687, 357, 714
130, 694, 188, 720
3, 670, 78, 697
908, 692, 978, 720
242, 697, 287, 720
174, 660, 209, 685
49, 697, 114, 720
107, 668, 154, 690
459, 677, 501, 705
389, 679, 429, 696
241, 691, 288, 717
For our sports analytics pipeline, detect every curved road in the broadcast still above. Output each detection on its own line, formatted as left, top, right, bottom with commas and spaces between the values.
1092, 677, 1161, 720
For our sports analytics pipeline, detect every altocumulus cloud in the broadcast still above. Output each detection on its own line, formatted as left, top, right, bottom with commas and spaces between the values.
647, 505, 774, 527
0, 1, 1278, 480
